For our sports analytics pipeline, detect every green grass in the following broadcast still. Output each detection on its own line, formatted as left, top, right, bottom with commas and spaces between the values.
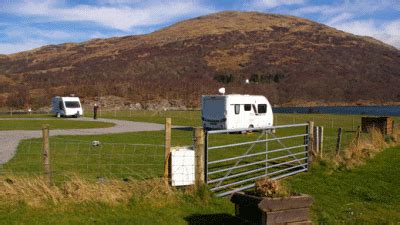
0, 190, 236, 225
0, 114, 53, 118
286, 146, 400, 223
1, 146, 399, 224
1, 111, 399, 223
2, 112, 366, 183
0, 120, 115, 130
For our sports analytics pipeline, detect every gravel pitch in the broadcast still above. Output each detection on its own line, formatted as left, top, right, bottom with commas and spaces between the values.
0, 118, 166, 164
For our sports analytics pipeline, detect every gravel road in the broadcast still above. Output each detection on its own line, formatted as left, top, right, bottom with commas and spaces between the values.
0, 118, 166, 164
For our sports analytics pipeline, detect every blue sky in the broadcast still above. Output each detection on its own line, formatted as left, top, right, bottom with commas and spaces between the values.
0, 0, 399, 54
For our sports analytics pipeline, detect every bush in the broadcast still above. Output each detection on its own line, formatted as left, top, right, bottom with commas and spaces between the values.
253, 178, 290, 198
214, 73, 234, 84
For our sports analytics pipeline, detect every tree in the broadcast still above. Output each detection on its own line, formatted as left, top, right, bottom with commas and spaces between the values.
214, 73, 235, 84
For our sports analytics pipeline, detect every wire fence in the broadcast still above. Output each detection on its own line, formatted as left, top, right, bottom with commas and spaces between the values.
0, 109, 397, 185
0, 139, 166, 183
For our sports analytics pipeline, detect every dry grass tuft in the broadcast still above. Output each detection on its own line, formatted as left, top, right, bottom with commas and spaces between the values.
254, 178, 290, 198
0, 176, 176, 207
336, 128, 392, 170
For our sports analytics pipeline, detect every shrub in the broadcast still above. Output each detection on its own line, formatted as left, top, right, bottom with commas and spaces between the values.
254, 178, 290, 198
214, 73, 234, 84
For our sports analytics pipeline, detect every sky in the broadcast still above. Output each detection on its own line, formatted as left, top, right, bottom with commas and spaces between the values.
0, 0, 399, 54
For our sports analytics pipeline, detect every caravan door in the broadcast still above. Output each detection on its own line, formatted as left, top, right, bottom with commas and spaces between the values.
228, 104, 242, 129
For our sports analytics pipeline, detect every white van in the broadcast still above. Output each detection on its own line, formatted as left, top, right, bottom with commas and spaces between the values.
51, 96, 83, 117
201, 94, 273, 130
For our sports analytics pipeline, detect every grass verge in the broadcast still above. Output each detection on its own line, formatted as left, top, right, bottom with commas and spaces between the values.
0, 120, 115, 130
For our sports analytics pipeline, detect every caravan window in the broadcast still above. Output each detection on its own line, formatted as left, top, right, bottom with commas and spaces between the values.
234, 104, 240, 114
65, 101, 81, 108
244, 104, 251, 111
258, 104, 267, 114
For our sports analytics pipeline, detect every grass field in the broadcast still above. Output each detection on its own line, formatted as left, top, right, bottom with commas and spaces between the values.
0, 112, 386, 183
0, 120, 114, 130
0, 114, 53, 118
1, 111, 399, 223
0, 146, 398, 224
287, 146, 400, 223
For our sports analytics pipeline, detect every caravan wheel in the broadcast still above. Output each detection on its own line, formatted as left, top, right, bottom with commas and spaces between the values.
246, 125, 254, 134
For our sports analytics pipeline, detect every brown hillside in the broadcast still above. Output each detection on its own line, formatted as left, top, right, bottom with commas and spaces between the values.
0, 11, 399, 108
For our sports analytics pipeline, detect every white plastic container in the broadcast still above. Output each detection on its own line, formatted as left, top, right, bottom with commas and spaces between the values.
171, 147, 195, 186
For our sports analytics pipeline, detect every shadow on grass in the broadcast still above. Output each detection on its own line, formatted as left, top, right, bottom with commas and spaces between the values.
185, 213, 250, 225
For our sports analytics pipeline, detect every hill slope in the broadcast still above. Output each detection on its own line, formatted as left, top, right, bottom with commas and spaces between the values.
0, 11, 399, 108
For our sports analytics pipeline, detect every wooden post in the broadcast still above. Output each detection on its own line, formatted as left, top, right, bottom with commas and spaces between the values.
307, 121, 314, 167
319, 126, 324, 158
336, 127, 343, 155
42, 124, 51, 185
164, 118, 171, 179
193, 127, 205, 186
331, 119, 334, 129
314, 126, 319, 155
355, 126, 361, 147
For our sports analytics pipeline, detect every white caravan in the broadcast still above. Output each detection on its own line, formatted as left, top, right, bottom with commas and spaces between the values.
201, 94, 273, 130
51, 96, 83, 117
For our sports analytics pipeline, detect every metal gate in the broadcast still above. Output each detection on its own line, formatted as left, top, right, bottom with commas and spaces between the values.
205, 123, 310, 197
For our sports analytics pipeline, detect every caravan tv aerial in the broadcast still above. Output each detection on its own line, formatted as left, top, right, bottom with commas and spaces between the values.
218, 87, 225, 95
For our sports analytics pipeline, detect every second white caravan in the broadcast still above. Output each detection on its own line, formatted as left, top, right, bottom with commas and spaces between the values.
51, 96, 84, 117
201, 94, 273, 130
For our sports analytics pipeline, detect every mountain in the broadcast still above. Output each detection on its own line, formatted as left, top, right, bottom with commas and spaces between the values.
0, 11, 399, 108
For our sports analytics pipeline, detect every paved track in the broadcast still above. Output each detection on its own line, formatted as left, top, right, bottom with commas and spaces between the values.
0, 118, 165, 164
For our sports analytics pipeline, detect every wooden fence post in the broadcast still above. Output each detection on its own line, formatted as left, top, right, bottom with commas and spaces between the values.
314, 126, 319, 155
336, 127, 343, 155
193, 127, 205, 186
319, 126, 324, 158
164, 118, 171, 180
42, 124, 51, 185
307, 121, 314, 167
355, 126, 361, 147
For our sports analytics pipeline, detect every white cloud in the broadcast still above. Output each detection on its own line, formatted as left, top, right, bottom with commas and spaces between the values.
0, 41, 46, 55
332, 19, 400, 48
287, 0, 400, 49
293, 0, 399, 16
6, 0, 214, 31
325, 13, 354, 25
4, 26, 80, 40
247, 0, 305, 9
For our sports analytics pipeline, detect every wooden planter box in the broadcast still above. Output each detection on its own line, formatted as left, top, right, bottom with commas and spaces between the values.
231, 192, 314, 225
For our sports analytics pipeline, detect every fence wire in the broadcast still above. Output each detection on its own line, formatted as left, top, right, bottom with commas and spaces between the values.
0, 139, 165, 183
